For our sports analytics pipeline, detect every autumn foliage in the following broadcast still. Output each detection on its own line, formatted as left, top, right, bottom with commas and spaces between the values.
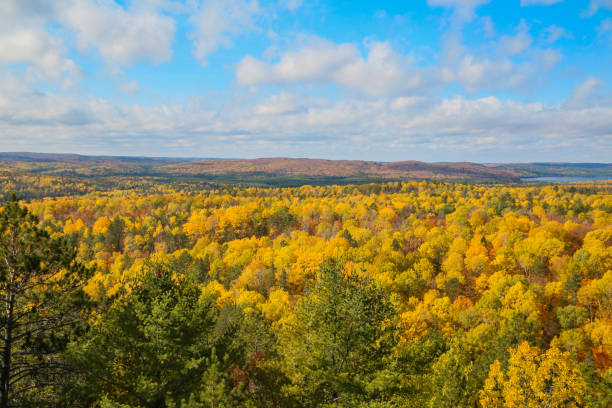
2, 180, 610, 406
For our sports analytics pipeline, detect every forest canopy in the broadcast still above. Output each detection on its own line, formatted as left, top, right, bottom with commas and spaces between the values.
0, 179, 610, 407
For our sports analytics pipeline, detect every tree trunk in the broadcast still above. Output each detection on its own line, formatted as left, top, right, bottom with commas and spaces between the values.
1, 291, 14, 408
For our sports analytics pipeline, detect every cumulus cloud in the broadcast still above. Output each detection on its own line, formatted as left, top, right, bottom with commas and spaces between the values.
119, 81, 140, 94
0, 0, 608, 161
279, 0, 303, 11
582, 0, 612, 17
254, 93, 307, 115
187, 0, 308, 66
0, 27, 79, 80
440, 55, 515, 92
427, 0, 491, 23
390, 96, 432, 111
0, 0, 176, 77
564, 77, 605, 108
59, 0, 175, 66
237, 39, 425, 96
1, 73, 610, 161
520, 0, 563, 5
497, 22, 533, 55
438, 26, 560, 93
543, 25, 573, 43
237, 26, 562, 97
598, 17, 612, 44
189, 0, 260, 65
0, 2, 78, 80
600, 17, 612, 32
0, 74, 100, 127
237, 39, 359, 85
479, 16, 496, 37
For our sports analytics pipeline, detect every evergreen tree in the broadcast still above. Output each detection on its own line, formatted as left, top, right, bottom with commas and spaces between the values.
280, 259, 397, 406
69, 261, 251, 407
0, 195, 91, 407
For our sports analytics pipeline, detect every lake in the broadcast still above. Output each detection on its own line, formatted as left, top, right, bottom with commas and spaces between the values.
521, 177, 612, 182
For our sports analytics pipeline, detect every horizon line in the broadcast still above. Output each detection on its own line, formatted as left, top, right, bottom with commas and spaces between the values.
0, 152, 610, 166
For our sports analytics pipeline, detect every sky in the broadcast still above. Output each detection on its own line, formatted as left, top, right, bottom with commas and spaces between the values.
0, 0, 611, 162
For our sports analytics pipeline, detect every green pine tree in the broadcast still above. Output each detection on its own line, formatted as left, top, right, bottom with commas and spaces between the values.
0, 194, 91, 407
279, 258, 397, 406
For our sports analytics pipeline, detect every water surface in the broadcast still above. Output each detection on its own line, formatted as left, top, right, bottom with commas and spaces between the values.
521, 177, 611, 182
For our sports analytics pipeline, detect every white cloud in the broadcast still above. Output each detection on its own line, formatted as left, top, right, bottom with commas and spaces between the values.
532, 48, 563, 69
427, 0, 491, 23
600, 17, 612, 32
582, 0, 612, 17
59, 0, 175, 66
438, 27, 559, 93
332, 42, 425, 96
238, 26, 562, 97
597, 18, 612, 44
0, 0, 176, 75
0, 27, 79, 80
237, 39, 359, 84
237, 39, 425, 96
497, 22, 532, 55
564, 77, 604, 108
542, 25, 573, 43
1, 75, 610, 161
254, 93, 306, 115
390, 96, 431, 111
187, 0, 307, 66
189, 0, 260, 66
119, 81, 140, 94
0, 0, 608, 162
441, 54, 516, 92
279, 0, 303, 11
0, 2, 78, 79
520, 0, 563, 5
0, 74, 99, 127
479, 16, 496, 37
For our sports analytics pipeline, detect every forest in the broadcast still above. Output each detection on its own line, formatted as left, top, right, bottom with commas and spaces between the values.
2, 153, 611, 198
0, 178, 610, 407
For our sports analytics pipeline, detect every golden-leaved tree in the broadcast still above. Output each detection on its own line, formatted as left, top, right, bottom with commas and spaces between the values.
480, 342, 585, 408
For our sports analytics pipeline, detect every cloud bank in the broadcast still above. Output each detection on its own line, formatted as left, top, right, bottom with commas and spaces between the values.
0, 0, 610, 161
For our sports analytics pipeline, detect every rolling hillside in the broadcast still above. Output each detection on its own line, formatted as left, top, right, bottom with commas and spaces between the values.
0, 153, 610, 190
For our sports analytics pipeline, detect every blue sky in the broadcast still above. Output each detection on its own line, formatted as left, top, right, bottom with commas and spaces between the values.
0, 0, 611, 162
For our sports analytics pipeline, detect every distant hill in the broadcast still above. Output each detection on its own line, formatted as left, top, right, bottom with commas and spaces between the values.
0, 152, 208, 177
0, 152, 190, 165
0, 152, 610, 186
160, 158, 529, 181
487, 162, 612, 178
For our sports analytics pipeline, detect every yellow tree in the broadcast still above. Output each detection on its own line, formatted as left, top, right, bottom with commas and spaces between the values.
480, 342, 585, 408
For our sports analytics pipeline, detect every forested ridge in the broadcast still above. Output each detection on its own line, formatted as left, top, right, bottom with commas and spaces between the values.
0, 153, 530, 181
4, 153, 611, 193
0, 180, 610, 407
